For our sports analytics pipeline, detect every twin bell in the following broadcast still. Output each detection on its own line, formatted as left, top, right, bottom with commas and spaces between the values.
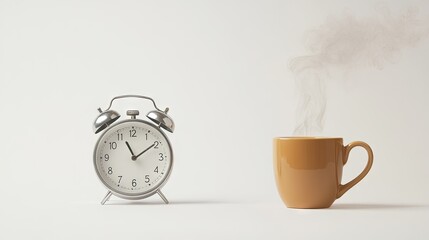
92, 95, 175, 134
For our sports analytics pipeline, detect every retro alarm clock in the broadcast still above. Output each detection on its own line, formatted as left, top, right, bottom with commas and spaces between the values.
93, 95, 174, 205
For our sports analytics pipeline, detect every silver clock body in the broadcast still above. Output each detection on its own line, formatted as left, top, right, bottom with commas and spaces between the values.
93, 119, 173, 200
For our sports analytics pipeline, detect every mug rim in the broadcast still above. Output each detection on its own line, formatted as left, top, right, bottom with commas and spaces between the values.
274, 136, 343, 140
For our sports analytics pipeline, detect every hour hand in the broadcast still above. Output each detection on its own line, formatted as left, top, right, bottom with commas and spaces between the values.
125, 141, 135, 156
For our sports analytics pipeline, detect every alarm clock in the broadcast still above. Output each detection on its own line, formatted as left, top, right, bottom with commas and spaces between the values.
93, 95, 174, 205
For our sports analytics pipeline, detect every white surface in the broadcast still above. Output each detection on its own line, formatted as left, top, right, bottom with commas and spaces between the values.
3, 201, 429, 239
1, 0, 428, 239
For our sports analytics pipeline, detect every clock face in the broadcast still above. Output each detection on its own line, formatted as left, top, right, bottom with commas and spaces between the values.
94, 119, 173, 198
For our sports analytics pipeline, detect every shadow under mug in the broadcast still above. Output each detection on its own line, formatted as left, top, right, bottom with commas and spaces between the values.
273, 137, 373, 209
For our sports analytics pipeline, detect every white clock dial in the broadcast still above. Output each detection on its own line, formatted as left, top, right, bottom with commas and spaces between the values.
94, 120, 172, 197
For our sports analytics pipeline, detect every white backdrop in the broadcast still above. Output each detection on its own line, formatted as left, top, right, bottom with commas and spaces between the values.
1, 0, 428, 239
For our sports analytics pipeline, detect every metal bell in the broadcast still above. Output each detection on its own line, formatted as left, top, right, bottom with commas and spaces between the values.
93, 109, 120, 134
146, 109, 175, 133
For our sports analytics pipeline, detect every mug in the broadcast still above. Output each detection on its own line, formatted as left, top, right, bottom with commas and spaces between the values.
273, 137, 373, 209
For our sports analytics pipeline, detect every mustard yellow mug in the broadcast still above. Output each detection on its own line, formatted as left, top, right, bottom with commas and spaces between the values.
273, 137, 373, 208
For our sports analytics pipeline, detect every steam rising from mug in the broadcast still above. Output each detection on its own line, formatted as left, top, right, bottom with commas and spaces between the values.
290, 4, 428, 135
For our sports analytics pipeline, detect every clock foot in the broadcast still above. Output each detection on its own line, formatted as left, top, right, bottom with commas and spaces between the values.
157, 190, 169, 204
101, 191, 112, 205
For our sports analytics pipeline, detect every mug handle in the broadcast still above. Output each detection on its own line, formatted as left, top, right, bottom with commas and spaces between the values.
337, 141, 374, 198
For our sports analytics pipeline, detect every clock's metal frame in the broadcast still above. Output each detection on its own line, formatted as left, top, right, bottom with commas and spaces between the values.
93, 118, 174, 205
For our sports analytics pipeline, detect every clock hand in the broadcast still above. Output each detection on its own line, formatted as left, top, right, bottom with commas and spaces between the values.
125, 141, 135, 156
133, 142, 156, 160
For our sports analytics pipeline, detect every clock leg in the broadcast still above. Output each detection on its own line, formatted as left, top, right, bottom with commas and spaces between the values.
157, 190, 169, 204
101, 191, 113, 205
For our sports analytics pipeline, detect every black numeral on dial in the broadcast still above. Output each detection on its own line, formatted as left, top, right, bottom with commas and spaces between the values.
129, 129, 137, 138
108, 167, 113, 175
117, 133, 123, 141
132, 179, 137, 187
109, 142, 117, 150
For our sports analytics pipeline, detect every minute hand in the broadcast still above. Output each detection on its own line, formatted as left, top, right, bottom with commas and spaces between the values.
134, 143, 156, 159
